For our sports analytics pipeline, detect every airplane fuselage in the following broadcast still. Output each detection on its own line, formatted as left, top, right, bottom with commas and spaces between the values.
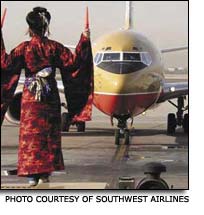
93, 30, 164, 118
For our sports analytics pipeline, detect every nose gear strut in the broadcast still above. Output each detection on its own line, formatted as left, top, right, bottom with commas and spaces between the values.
113, 115, 133, 145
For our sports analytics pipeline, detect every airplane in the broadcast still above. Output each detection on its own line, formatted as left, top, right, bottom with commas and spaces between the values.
3, 1, 188, 145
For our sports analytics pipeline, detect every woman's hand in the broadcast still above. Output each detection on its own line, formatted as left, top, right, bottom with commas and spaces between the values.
83, 28, 90, 39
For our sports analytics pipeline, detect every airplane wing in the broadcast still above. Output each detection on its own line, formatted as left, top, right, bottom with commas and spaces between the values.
157, 81, 188, 103
158, 45, 188, 102
161, 46, 188, 53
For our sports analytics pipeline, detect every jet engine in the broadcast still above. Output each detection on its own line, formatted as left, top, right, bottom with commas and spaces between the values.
5, 85, 67, 125
5, 86, 23, 125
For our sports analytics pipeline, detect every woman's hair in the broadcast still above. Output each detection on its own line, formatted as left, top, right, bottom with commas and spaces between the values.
26, 7, 51, 37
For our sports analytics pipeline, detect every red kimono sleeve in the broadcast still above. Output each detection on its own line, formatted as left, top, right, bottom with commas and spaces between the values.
1, 32, 25, 125
57, 34, 94, 123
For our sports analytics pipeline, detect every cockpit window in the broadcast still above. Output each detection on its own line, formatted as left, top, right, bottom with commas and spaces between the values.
94, 53, 99, 64
97, 53, 103, 63
123, 53, 141, 61
103, 53, 120, 61
94, 53, 103, 64
94, 51, 152, 74
140, 52, 152, 66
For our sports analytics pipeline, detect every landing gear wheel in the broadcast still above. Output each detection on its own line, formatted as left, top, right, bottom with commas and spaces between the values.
183, 113, 189, 133
61, 112, 70, 132
115, 129, 120, 145
76, 122, 85, 132
167, 113, 176, 134
124, 130, 130, 145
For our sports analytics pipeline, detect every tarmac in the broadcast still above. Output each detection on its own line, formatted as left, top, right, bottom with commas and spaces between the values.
1, 74, 188, 190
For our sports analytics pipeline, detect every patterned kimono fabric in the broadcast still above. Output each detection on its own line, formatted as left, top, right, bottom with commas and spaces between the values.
1, 70, 20, 125
1, 34, 93, 176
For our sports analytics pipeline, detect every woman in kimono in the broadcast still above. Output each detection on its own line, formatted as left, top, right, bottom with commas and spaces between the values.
1, 7, 92, 186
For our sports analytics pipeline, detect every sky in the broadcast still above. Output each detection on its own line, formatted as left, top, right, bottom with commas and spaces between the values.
1, 1, 188, 68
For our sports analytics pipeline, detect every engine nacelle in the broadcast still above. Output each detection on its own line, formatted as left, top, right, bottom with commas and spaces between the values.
5, 85, 23, 125
5, 85, 66, 125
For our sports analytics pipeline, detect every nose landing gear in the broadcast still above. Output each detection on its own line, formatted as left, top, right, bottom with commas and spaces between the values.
113, 115, 132, 145
115, 129, 130, 145
167, 96, 188, 134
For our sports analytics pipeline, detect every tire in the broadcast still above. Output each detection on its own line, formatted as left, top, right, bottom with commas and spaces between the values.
115, 129, 120, 145
183, 113, 189, 133
124, 130, 130, 145
167, 113, 177, 134
76, 121, 85, 132
61, 112, 69, 132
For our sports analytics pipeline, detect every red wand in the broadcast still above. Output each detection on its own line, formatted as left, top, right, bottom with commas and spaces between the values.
85, 6, 89, 30
1, 8, 7, 28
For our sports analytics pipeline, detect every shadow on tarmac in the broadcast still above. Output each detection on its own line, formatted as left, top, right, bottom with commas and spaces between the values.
62, 127, 188, 146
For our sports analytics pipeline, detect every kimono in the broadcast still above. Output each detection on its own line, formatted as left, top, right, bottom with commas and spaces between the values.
1, 33, 93, 176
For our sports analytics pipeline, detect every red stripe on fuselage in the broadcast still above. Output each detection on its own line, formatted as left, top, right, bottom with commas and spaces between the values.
93, 92, 159, 116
